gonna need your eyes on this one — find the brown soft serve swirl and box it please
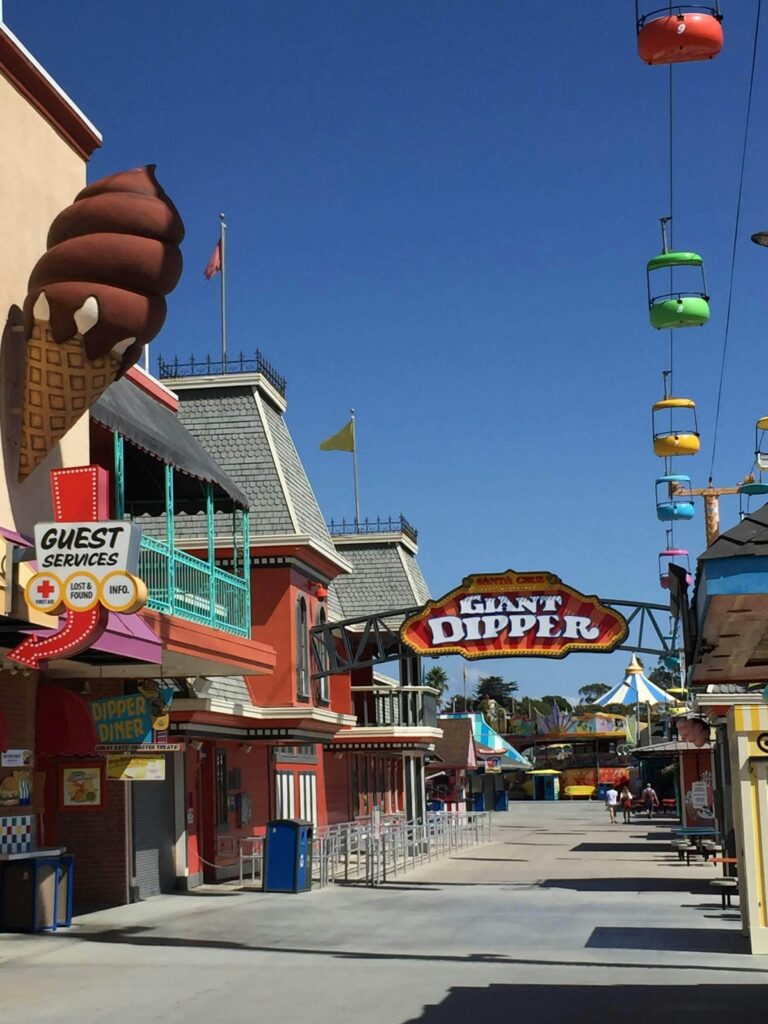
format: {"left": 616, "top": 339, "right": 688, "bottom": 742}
{"left": 23, "top": 165, "right": 185, "bottom": 374}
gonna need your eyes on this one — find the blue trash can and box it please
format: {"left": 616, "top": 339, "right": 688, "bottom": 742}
{"left": 597, "top": 783, "right": 608, "bottom": 801}
{"left": 263, "top": 820, "right": 313, "bottom": 893}
{"left": 472, "top": 792, "right": 485, "bottom": 812}
{"left": 494, "top": 791, "right": 509, "bottom": 812}
{"left": 427, "top": 800, "right": 445, "bottom": 812}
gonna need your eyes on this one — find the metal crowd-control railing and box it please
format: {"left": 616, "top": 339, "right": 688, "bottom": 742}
{"left": 238, "top": 811, "right": 492, "bottom": 890}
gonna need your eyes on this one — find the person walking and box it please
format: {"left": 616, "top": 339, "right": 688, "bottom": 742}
{"left": 642, "top": 781, "right": 659, "bottom": 820}
{"left": 605, "top": 784, "right": 619, "bottom": 824}
{"left": 619, "top": 784, "right": 633, "bottom": 824}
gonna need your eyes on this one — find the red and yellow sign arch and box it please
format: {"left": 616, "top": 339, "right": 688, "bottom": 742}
{"left": 400, "top": 570, "right": 628, "bottom": 661}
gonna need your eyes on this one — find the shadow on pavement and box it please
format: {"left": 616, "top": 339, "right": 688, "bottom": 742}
{"left": 401, "top": 984, "right": 762, "bottom": 1023}
{"left": 54, "top": 927, "right": 764, "bottom": 973}
{"left": 570, "top": 843, "right": 669, "bottom": 853}
{"left": 448, "top": 857, "right": 528, "bottom": 863}
{"left": 539, "top": 877, "right": 711, "bottom": 894}
{"left": 587, "top": 926, "right": 748, "bottom": 955}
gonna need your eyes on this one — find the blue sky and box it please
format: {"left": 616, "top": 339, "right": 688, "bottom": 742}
{"left": 6, "top": 2, "right": 768, "bottom": 700}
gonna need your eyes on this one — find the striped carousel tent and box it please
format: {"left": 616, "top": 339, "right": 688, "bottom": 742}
{"left": 593, "top": 654, "right": 673, "bottom": 707}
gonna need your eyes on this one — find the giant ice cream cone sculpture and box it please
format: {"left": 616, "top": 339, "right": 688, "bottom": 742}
{"left": 19, "top": 166, "right": 184, "bottom": 479}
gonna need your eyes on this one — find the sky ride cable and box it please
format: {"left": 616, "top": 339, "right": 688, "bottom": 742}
{"left": 708, "top": 0, "right": 763, "bottom": 483}
{"left": 667, "top": 62, "right": 674, "bottom": 398}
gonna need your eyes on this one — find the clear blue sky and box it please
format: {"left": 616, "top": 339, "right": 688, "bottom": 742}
{"left": 7, "top": 2, "right": 768, "bottom": 701}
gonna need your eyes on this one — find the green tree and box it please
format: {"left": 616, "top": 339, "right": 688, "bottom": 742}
{"left": 540, "top": 694, "right": 573, "bottom": 712}
{"left": 450, "top": 694, "right": 474, "bottom": 713}
{"left": 577, "top": 683, "right": 611, "bottom": 704}
{"left": 424, "top": 665, "right": 449, "bottom": 706}
{"left": 474, "top": 675, "right": 518, "bottom": 710}
{"left": 649, "top": 660, "right": 678, "bottom": 693}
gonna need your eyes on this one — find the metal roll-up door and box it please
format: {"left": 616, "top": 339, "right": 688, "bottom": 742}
{"left": 132, "top": 757, "right": 175, "bottom": 900}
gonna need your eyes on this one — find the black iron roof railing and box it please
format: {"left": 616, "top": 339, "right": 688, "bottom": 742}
{"left": 327, "top": 515, "right": 418, "bottom": 542}
{"left": 157, "top": 350, "right": 287, "bottom": 397}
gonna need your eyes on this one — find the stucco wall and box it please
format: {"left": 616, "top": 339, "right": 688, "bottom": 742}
{"left": 0, "top": 69, "right": 90, "bottom": 533}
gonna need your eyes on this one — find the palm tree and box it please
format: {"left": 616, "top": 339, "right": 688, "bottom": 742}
{"left": 424, "top": 665, "right": 449, "bottom": 707}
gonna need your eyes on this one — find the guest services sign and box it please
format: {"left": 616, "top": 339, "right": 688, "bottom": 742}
{"left": 9, "top": 467, "right": 147, "bottom": 669}
{"left": 27, "top": 520, "right": 145, "bottom": 616}
{"left": 400, "top": 571, "right": 628, "bottom": 660}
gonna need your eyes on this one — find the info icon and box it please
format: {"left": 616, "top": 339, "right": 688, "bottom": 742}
{"left": 62, "top": 572, "right": 100, "bottom": 613}
{"left": 100, "top": 571, "right": 148, "bottom": 614}
{"left": 25, "top": 572, "right": 64, "bottom": 614}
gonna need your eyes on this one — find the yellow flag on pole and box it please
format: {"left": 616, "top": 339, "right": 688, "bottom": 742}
{"left": 320, "top": 419, "right": 355, "bottom": 453}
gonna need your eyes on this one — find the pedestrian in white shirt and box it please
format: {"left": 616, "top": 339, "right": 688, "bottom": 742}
{"left": 605, "top": 785, "right": 619, "bottom": 824}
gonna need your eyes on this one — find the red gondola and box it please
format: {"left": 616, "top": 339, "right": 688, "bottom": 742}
{"left": 636, "top": 5, "right": 723, "bottom": 65}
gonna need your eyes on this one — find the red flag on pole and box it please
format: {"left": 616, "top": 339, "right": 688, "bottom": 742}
{"left": 204, "top": 240, "right": 222, "bottom": 279}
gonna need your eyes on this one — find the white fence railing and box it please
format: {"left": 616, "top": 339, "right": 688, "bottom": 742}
{"left": 239, "top": 811, "right": 492, "bottom": 889}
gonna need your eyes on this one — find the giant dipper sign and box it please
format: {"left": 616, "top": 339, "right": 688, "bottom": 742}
{"left": 400, "top": 571, "right": 628, "bottom": 660}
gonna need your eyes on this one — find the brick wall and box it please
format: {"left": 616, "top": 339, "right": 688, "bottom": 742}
{"left": 43, "top": 679, "right": 129, "bottom": 913}
{"left": 0, "top": 669, "right": 38, "bottom": 784}
{"left": 49, "top": 771, "right": 128, "bottom": 913}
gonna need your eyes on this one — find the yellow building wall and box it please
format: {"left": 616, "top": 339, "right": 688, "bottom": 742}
{"left": 0, "top": 69, "right": 91, "bottom": 533}
{"left": 727, "top": 704, "right": 768, "bottom": 954}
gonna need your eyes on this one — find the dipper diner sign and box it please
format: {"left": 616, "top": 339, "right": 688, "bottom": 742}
{"left": 400, "top": 571, "right": 628, "bottom": 660}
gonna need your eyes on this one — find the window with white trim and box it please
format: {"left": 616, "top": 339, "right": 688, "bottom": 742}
{"left": 317, "top": 606, "right": 330, "bottom": 704}
{"left": 296, "top": 596, "right": 310, "bottom": 699}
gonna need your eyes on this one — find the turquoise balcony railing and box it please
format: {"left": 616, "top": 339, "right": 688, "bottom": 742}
{"left": 139, "top": 535, "right": 250, "bottom": 638}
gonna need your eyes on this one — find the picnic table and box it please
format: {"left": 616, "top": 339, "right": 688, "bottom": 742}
{"left": 710, "top": 856, "right": 738, "bottom": 878}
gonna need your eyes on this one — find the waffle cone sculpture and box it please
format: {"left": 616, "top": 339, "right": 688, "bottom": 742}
{"left": 19, "top": 166, "right": 184, "bottom": 480}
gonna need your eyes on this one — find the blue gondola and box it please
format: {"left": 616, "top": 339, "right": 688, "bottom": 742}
{"left": 655, "top": 475, "right": 695, "bottom": 522}
{"left": 739, "top": 479, "right": 768, "bottom": 518}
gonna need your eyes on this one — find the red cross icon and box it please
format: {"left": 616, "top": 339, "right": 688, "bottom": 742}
{"left": 37, "top": 579, "right": 56, "bottom": 599}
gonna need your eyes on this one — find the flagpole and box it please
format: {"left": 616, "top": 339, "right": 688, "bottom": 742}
{"left": 220, "top": 212, "right": 227, "bottom": 370}
{"left": 351, "top": 408, "right": 360, "bottom": 526}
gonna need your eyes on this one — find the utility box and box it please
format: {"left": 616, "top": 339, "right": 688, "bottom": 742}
{"left": 1, "top": 856, "right": 60, "bottom": 932}
{"left": 57, "top": 855, "right": 75, "bottom": 928}
{"left": 263, "top": 820, "right": 313, "bottom": 893}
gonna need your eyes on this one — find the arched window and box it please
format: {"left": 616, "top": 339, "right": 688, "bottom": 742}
{"left": 296, "top": 596, "right": 309, "bottom": 698}
{"left": 317, "top": 607, "right": 330, "bottom": 704}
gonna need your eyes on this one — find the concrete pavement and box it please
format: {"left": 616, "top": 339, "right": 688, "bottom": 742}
{"left": 1, "top": 803, "right": 765, "bottom": 1023}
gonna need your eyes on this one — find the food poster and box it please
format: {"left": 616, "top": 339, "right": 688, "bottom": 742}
{"left": 60, "top": 764, "right": 103, "bottom": 809}
{"left": 106, "top": 755, "right": 166, "bottom": 782}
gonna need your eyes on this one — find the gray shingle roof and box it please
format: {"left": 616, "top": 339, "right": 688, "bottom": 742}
{"left": 700, "top": 502, "right": 768, "bottom": 560}
{"left": 329, "top": 538, "right": 431, "bottom": 620}
{"left": 173, "top": 382, "right": 336, "bottom": 556}
{"left": 260, "top": 400, "right": 337, "bottom": 559}
{"left": 175, "top": 385, "right": 294, "bottom": 536}
{"left": 196, "top": 675, "right": 251, "bottom": 706}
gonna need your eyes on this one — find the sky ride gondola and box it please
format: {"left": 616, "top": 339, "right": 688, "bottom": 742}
{"left": 652, "top": 396, "right": 700, "bottom": 456}
{"left": 659, "top": 548, "right": 692, "bottom": 589}
{"left": 754, "top": 416, "right": 768, "bottom": 470}
{"left": 655, "top": 474, "right": 695, "bottom": 521}
{"left": 636, "top": 4, "right": 724, "bottom": 66}
{"left": 739, "top": 479, "right": 768, "bottom": 518}
{"left": 647, "top": 251, "right": 710, "bottom": 329}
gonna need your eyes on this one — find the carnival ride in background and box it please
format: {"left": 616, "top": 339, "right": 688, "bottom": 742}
{"left": 636, "top": 3, "right": 768, "bottom": 680}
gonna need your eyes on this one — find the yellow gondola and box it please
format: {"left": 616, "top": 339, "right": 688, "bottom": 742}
{"left": 652, "top": 397, "right": 700, "bottom": 457}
